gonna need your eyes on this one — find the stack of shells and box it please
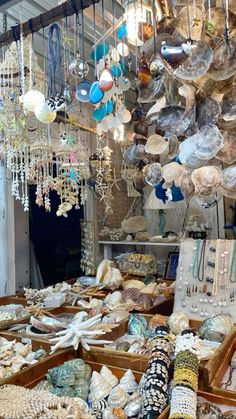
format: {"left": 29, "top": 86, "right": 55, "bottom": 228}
{"left": 139, "top": 326, "right": 174, "bottom": 417}
{"left": 89, "top": 365, "right": 142, "bottom": 418}
{"left": 45, "top": 359, "right": 92, "bottom": 399}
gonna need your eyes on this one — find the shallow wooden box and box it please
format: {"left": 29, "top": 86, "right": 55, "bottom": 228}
{"left": 206, "top": 328, "right": 236, "bottom": 399}
{"left": 21, "top": 350, "right": 168, "bottom": 419}
{"left": 82, "top": 315, "right": 201, "bottom": 373}
{"left": 0, "top": 332, "right": 74, "bottom": 387}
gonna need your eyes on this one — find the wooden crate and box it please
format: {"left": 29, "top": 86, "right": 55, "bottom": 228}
{"left": 0, "top": 332, "right": 74, "bottom": 387}
{"left": 206, "top": 328, "right": 236, "bottom": 399}
{"left": 0, "top": 295, "right": 27, "bottom": 306}
{"left": 82, "top": 315, "right": 202, "bottom": 373}
{"left": 22, "top": 352, "right": 168, "bottom": 419}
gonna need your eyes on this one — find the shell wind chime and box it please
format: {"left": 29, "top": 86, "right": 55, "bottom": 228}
{"left": 54, "top": 132, "right": 90, "bottom": 217}
{"left": 28, "top": 134, "right": 54, "bottom": 212}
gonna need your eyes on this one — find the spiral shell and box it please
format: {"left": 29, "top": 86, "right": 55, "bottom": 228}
{"left": 100, "top": 366, "right": 119, "bottom": 388}
{"left": 108, "top": 386, "right": 129, "bottom": 408}
{"left": 118, "top": 370, "right": 138, "bottom": 393}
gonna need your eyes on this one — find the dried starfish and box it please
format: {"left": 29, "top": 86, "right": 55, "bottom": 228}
{"left": 49, "top": 312, "right": 112, "bottom": 352}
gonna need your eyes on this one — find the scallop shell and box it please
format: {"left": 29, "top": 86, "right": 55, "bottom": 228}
{"left": 123, "top": 280, "right": 144, "bottom": 291}
{"left": 89, "top": 371, "right": 112, "bottom": 401}
{"left": 108, "top": 386, "right": 129, "bottom": 408}
{"left": 119, "top": 370, "right": 138, "bottom": 393}
{"left": 100, "top": 366, "right": 119, "bottom": 388}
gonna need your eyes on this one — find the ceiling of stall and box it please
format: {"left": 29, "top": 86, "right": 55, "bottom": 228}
{"left": 0, "top": 0, "right": 138, "bottom": 106}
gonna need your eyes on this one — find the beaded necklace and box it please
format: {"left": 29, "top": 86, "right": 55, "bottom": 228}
{"left": 229, "top": 240, "right": 236, "bottom": 283}
{"left": 192, "top": 240, "right": 201, "bottom": 279}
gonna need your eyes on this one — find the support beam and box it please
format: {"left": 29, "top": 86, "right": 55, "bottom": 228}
{"left": 0, "top": 0, "right": 22, "bottom": 13}
{"left": 0, "top": 0, "right": 100, "bottom": 47}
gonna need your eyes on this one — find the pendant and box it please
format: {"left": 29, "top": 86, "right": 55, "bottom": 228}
{"left": 89, "top": 81, "right": 104, "bottom": 104}
{"left": 160, "top": 43, "right": 188, "bottom": 68}
{"left": 99, "top": 68, "right": 114, "bottom": 92}
{"left": 138, "top": 53, "right": 152, "bottom": 85}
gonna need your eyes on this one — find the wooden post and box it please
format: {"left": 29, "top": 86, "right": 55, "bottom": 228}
{"left": 0, "top": 0, "right": 100, "bottom": 47}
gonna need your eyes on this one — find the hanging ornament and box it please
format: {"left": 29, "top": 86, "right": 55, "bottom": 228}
{"left": 99, "top": 68, "right": 114, "bottom": 92}
{"left": 76, "top": 8, "right": 92, "bottom": 103}
{"left": 68, "top": 53, "right": 89, "bottom": 78}
{"left": 29, "top": 136, "right": 53, "bottom": 211}
{"left": 111, "top": 48, "right": 120, "bottom": 63}
{"left": 160, "top": 42, "right": 188, "bottom": 68}
{"left": 117, "top": 42, "right": 130, "bottom": 57}
{"left": 91, "top": 42, "right": 109, "bottom": 61}
{"left": 138, "top": 22, "right": 154, "bottom": 41}
{"left": 34, "top": 101, "right": 56, "bottom": 124}
{"left": 117, "top": 24, "right": 128, "bottom": 40}
{"left": 23, "top": 90, "right": 45, "bottom": 112}
{"left": 89, "top": 81, "right": 104, "bottom": 104}
{"left": 138, "top": 53, "right": 152, "bottom": 85}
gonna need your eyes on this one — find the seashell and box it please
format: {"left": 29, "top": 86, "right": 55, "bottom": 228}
{"left": 208, "top": 34, "right": 236, "bottom": 81}
{"left": 119, "top": 369, "right": 138, "bottom": 393}
{"left": 65, "top": 359, "right": 91, "bottom": 380}
{"left": 116, "top": 341, "right": 131, "bottom": 352}
{"left": 135, "top": 294, "right": 152, "bottom": 311}
{"left": 91, "top": 398, "right": 108, "bottom": 412}
{"left": 198, "top": 314, "right": 234, "bottom": 342}
{"left": 100, "top": 366, "right": 119, "bottom": 388}
{"left": 128, "top": 314, "right": 148, "bottom": 335}
{"left": 140, "top": 283, "right": 157, "bottom": 295}
{"left": 123, "top": 280, "right": 145, "bottom": 291}
{"left": 148, "top": 314, "right": 166, "bottom": 330}
{"left": 123, "top": 288, "right": 142, "bottom": 301}
{"left": 175, "top": 41, "right": 213, "bottom": 80}
{"left": 124, "top": 397, "right": 142, "bottom": 417}
{"left": 96, "top": 259, "right": 112, "bottom": 285}
{"left": 103, "top": 407, "right": 127, "bottom": 419}
{"left": 108, "top": 386, "right": 129, "bottom": 408}
{"left": 197, "top": 397, "right": 223, "bottom": 419}
{"left": 89, "top": 371, "right": 112, "bottom": 401}
{"left": 14, "top": 342, "right": 31, "bottom": 357}
{"left": 30, "top": 315, "right": 65, "bottom": 333}
{"left": 167, "top": 312, "right": 190, "bottom": 335}
{"left": 47, "top": 364, "right": 75, "bottom": 387}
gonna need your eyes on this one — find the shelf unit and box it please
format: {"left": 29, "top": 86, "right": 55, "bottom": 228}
{"left": 98, "top": 240, "right": 180, "bottom": 259}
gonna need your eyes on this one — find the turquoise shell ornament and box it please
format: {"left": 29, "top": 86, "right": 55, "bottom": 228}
{"left": 128, "top": 314, "right": 148, "bottom": 335}
{"left": 110, "top": 64, "right": 121, "bottom": 78}
{"left": 106, "top": 99, "right": 113, "bottom": 114}
{"left": 92, "top": 104, "right": 107, "bottom": 121}
{"left": 90, "top": 42, "right": 109, "bottom": 61}
{"left": 89, "top": 80, "right": 104, "bottom": 104}
{"left": 117, "top": 24, "right": 127, "bottom": 40}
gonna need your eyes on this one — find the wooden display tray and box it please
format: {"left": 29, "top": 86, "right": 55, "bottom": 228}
{"left": 0, "top": 306, "right": 125, "bottom": 346}
{"left": 0, "top": 332, "right": 74, "bottom": 387}
{"left": 20, "top": 351, "right": 168, "bottom": 419}
{"left": 207, "top": 327, "right": 236, "bottom": 399}
{"left": 82, "top": 314, "right": 201, "bottom": 373}
{"left": 160, "top": 391, "right": 236, "bottom": 418}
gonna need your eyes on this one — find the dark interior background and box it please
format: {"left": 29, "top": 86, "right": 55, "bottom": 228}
{"left": 29, "top": 186, "right": 83, "bottom": 286}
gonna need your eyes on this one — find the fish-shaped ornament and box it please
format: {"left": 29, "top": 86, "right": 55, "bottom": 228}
{"left": 160, "top": 43, "right": 188, "bottom": 68}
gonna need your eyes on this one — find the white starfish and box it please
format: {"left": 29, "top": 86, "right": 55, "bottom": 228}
{"left": 49, "top": 312, "right": 112, "bottom": 353}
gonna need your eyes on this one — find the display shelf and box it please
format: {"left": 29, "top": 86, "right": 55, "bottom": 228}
{"left": 99, "top": 240, "right": 180, "bottom": 258}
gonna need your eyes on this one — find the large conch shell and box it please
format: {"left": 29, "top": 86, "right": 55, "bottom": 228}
{"left": 96, "top": 260, "right": 123, "bottom": 289}
{"left": 100, "top": 366, "right": 119, "bottom": 388}
{"left": 167, "top": 312, "right": 190, "bottom": 335}
{"left": 108, "top": 386, "right": 129, "bottom": 408}
{"left": 89, "top": 371, "right": 112, "bottom": 401}
{"left": 118, "top": 370, "right": 138, "bottom": 393}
